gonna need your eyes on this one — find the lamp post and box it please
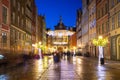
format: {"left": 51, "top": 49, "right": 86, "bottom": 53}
{"left": 73, "top": 46, "right": 76, "bottom": 56}
{"left": 32, "top": 41, "right": 43, "bottom": 59}
{"left": 92, "top": 36, "right": 108, "bottom": 65}
{"left": 37, "top": 42, "right": 43, "bottom": 59}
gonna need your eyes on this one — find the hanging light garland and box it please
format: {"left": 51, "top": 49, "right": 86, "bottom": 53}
{"left": 92, "top": 36, "right": 108, "bottom": 47}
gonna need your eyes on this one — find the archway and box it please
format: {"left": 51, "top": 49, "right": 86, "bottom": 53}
{"left": 57, "top": 47, "right": 63, "bottom": 52}
{"left": 117, "top": 36, "right": 120, "bottom": 60}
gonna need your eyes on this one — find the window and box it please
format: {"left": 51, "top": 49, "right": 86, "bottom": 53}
{"left": 18, "top": 32, "right": 19, "bottom": 40}
{"left": 18, "top": 16, "right": 20, "bottom": 26}
{"left": 117, "top": 0, "right": 120, "bottom": 3}
{"left": 106, "top": 22, "right": 109, "bottom": 32}
{"left": 18, "top": 2, "right": 20, "bottom": 11}
{"left": 112, "top": 0, "right": 115, "bottom": 8}
{"left": 21, "top": 19, "right": 23, "bottom": 26}
{"left": 102, "top": 23, "right": 104, "bottom": 34}
{"left": 102, "top": 7, "right": 104, "bottom": 16}
{"left": 12, "top": 30, "right": 15, "bottom": 40}
{"left": 112, "top": 17, "right": 115, "bottom": 30}
{"left": 97, "top": 10, "right": 100, "bottom": 19}
{"left": 2, "top": 6, "right": 7, "bottom": 24}
{"left": 13, "top": 0, "right": 16, "bottom": 7}
{"left": 2, "top": 32, "right": 7, "bottom": 47}
{"left": 98, "top": 25, "right": 101, "bottom": 35}
{"left": 22, "top": 34, "right": 25, "bottom": 40}
{"left": 118, "top": 12, "right": 120, "bottom": 27}
{"left": 105, "top": 3, "right": 108, "bottom": 14}
{"left": 112, "top": 38, "right": 116, "bottom": 56}
{"left": 22, "top": 7, "right": 24, "bottom": 14}
{"left": 100, "top": 9, "right": 102, "bottom": 18}
{"left": 19, "top": 33, "right": 21, "bottom": 39}
{"left": 12, "top": 12, "right": 15, "bottom": 24}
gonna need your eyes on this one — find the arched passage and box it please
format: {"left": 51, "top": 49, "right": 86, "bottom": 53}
{"left": 117, "top": 36, "right": 120, "bottom": 60}
{"left": 57, "top": 47, "right": 63, "bottom": 52}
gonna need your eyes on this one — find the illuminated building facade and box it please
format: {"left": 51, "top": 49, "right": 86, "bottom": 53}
{"left": 37, "top": 15, "right": 46, "bottom": 53}
{"left": 0, "top": 0, "right": 10, "bottom": 53}
{"left": 46, "top": 28, "right": 52, "bottom": 53}
{"left": 69, "top": 27, "right": 77, "bottom": 52}
{"left": 10, "top": 0, "right": 35, "bottom": 54}
{"left": 88, "top": 0, "right": 97, "bottom": 57}
{"left": 96, "top": 0, "right": 110, "bottom": 59}
{"left": 47, "top": 17, "right": 74, "bottom": 52}
{"left": 32, "top": 1, "right": 37, "bottom": 48}
{"left": 76, "top": 9, "right": 82, "bottom": 52}
{"left": 109, "top": 0, "right": 120, "bottom": 60}
{"left": 81, "top": 0, "right": 89, "bottom": 54}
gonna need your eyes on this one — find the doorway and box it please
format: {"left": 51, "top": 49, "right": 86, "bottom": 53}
{"left": 117, "top": 36, "right": 120, "bottom": 60}
{"left": 57, "top": 47, "right": 63, "bottom": 52}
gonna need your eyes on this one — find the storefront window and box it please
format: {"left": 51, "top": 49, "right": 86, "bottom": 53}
{"left": 2, "top": 33, "right": 7, "bottom": 47}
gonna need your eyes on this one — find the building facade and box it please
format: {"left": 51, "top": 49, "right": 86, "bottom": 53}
{"left": 88, "top": 0, "right": 97, "bottom": 57}
{"left": 0, "top": 0, "right": 10, "bottom": 53}
{"left": 76, "top": 9, "right": 82, "bottom": 52}
{"left": 69, "top": 27, "right": 77, "bottom": 53}
{"left": 46, "top": 28, "right": 52, "bottom": 53}
{"left": 32, "top": 1, "right": 37, "bottom": 54}
{"left": 37, "top": 15, "right": 46, "bottom": 53}
{"left": 81, "top": 0, "right": 89, "bottom": 54}
{"left": 109, "top": 0, "right": 120, "bottom": 60}
{"left": 53, "top": 18, "right": 68, "bottom": 52}
{"left": 96, "top": 0, "right": 110, "bottom": 59}
{"left": 10, "top": 0, "right": 35, "bottom": 54}
{"left": 47, "top": 17, "right": 74, "bottom": 53}
{"left": 76, "top": 0, "right": 120, "bottom": 61}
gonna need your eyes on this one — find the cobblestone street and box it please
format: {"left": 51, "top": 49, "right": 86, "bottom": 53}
{"left": 0, "top": 56, "right": 120, "bottom": 80}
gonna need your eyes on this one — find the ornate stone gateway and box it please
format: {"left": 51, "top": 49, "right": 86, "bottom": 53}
{"left": 46, "top": 17, "right": 74, "bottom": 52}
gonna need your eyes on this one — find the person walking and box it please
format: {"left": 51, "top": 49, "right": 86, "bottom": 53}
{"left": 67, "top": 50, "right": 71, "bottom": 61}
{"left": 53, "top": 51, "right": 60, "bottom": 68}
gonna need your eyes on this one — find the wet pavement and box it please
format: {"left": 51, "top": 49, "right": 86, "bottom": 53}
{"left": 0, "top": 56, "right": 120, "bottom": 80}
{"left": 0, "top": 56, "right": 53, "bottom": 80}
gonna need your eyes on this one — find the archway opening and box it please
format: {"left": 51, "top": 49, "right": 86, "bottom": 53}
{"left": 57, "top": 47, "right": 63, "bottom": 53}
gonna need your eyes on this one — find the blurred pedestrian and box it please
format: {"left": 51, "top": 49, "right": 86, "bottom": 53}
{"left": 67, "top": 50, "right": 71, "bottom": 61}
{"left": 53, "top": 51, "right": 60, "bottom": 68}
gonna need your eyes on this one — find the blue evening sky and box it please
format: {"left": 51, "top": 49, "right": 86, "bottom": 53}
{"left": 35, "top": 0, "right": 82, "bottom": 30}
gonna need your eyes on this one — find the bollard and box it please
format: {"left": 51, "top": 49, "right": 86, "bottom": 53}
{"left": 100, "top": 58, "right": 104, "bottom": 65}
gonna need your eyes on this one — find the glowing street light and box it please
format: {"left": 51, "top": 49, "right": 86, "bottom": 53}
{"left": 32, "top": 41, "right": 43, "bottom": 59}
{"left": 92, "top": 35, "right": 108, "bottom": 65}
{"left": 73, "top": 46, "right": 76, "bottom": 56}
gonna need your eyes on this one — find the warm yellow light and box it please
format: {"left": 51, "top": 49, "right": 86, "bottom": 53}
{"left": 47, "top": 30, "right": 74, "bottom": 36}
{"left": 98, "top": 36, "right": 103, "bottom": 39}
{"left": 78, "top": 45, "right": 81, "bottom": 47}
{"left": 53, "top": 42, "right": 68, "bottom": 45}
{"left": 32, "top": 44, "right": 35, "bottom": 47}
{"left": 39, "top": 42, "right": 41, "bottom": 45}
{"left": 35, "top": 43, "right": 38, "bottom": 48}
{"left": 73, "top": 46, "right": 76, "bottom": 49}
{"left": 92, "top": 36, "right": 108, "bottom": 47}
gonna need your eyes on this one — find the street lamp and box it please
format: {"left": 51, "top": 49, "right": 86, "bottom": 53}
{"left": 73, "top": 46, "right": 76, "bottom": 56}
{"left": 32, "top": 41, "right": 43, "bottom": 59}
{"left": 92, "top": 35, "right": 108, "bottom": 65}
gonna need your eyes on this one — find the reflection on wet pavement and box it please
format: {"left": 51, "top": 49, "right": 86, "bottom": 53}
{"left": 0, "top": 56, "right": 120, "bottom": 80}
{"left": 0, "top": 56, "right": 52, "bottom": 80}
{"left": 40, "top": 60, "right": 80, "bottom": 80}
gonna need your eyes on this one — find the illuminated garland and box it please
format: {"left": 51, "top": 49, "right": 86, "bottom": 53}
{"left": 92, "top": 37, "right": 108, "bottom": 47}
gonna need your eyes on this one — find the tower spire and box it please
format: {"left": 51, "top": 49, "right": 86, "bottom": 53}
{"left": 59, "top": 16, "right": 62, "bottom": 23}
